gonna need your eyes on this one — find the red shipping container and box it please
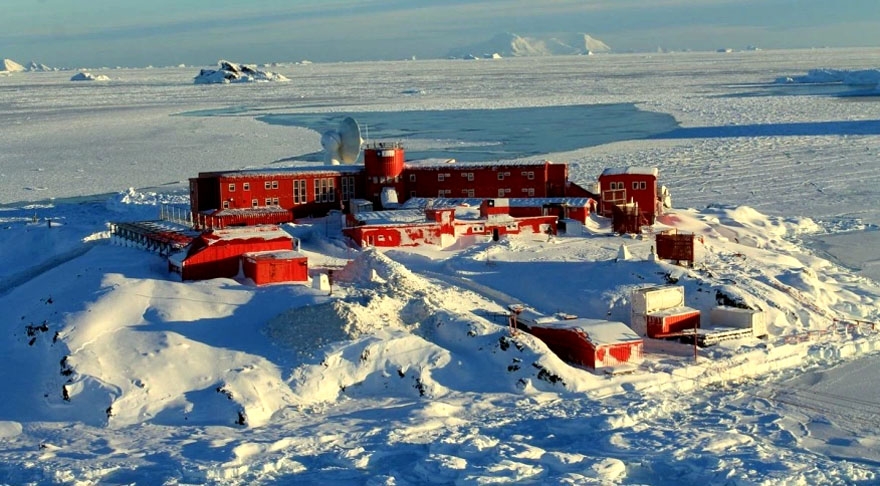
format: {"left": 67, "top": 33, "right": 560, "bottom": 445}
{"left": 242, "top": 250, "right": 308, "bottom": 285}
{"left": 646, "top": 307, "right": 701, "bottom": 338}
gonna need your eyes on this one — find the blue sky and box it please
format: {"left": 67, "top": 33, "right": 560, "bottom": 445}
{"left": 2, "top": 0, "right": 878, "bottom": 67}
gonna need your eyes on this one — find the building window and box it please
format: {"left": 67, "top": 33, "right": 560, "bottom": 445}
{"left": 640, "top": 181, "right": 647, "bottom": 190}
{"left": 498, "top": 189, "right": 505, "bottom": 197}
{"left": 467, "top": 172, "right": 474, "bottom": 182}
{"left": 438, "top": 174, "right": 445, "bottom": 182}
{"left": 467, "top": 189, "right": 475, "bottom": 198}
{"left": 377, "top": 235, "right": 385, "bottom": 242}
{"left": 527, "top": 172, "right": 534, "bottom": 180}
{"left": 294, "top": 179, "right": 307, "bottom": 204}
{"left": 327, "top": 178, "right": 336, "bottom": 202}
{"left": 632, "top": 181, "right": 639, "bottom": 190}
{"left": 228, "top": 183, "right": 235, "bottom": 192}
{"left": 410, "top": 174, "right": 416, "bottom": 182}
{"left": 341, "top": 176, "right": 355, "bottom": 201}
{"left": 505, "top": 188, "right": 511, "bottom": 193}
{"left": 265, "top": 181, "right": 271, "bottom": 190}
{"left": 314, "top": 178, "right": 335, "bottom": 203}
{"left": 410, "top": 191, "right": 417, "bottom": 198}
{"left": 265, "top": 198, "right": 272, "bottom": 206}
{"left": 272, "top": 197, "right": 279, "bottom": 206}
{"left": 272, "top": 180, "right": 279, "bottom": 190}
{"left": 252, "top": 199, "right": 258, "bottom": 207}
{"left": 527, "top": 188, "right": 535, "bottom": 197}
{"left": 498, "top": 173, "right": 504, "bottom": 180}
{"left": 243, "top": 182, "right": 250, "bottom": 191}
{"left": 222, "top": 201, "right": 230, "bottom": 209}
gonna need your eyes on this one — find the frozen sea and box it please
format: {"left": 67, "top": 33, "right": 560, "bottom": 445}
{"left": 2, "top": 48, "right": 879, "bottom": 278}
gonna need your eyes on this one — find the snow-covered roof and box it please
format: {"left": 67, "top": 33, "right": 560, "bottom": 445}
{"left": 402, "top": 197, "right": 594, "bottom": 210}
{"left": 405, "top": 159, "right": 552, "bottom": 170}
{"left": 600, "top": 167, "right": 658, "bottom": 177}
{"left": 202, "top": 165, "right": 363, "bottom": 179}
{"left": 243, "top": 250, "right": 306, "bottom": 261}
{"left": 647, "top": 306, "right": 700, "bottom": 318}
{"left": 350, "top": 209, "right": 430, "bottom": 226}
{"left": 531, "top": 318, "right": 642, "bottom": 346}
{"left": 210, "top": 206, "right": 290, "bottom": 217}
{"left": 202, "top": 225, "right": 291, "bottom": 244}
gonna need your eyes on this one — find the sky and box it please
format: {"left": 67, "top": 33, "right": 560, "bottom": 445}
{"left": 2, "top": 0, "right": 879, "bottom": 68}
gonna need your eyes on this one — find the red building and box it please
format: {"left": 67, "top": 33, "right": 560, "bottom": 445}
{"left": 168, "top": 226, "right": 294, "bottom": 281}
{"left": 242, "top": 250, "right": 309, "bottom": 285}
{"left": 343, "top": 199, "right": 557, "bottom": 248}
{"left": 189, "top": 144, "right": 595, "bottom": 228}
{"left": 598, "top": 167, "right": 660, "bottom": 227}
{"left": 511, "top": 306, "right": 644, "bottom": 372}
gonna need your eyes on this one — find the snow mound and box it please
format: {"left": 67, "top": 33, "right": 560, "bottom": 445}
{"left": 1, "top": 58, "right": 25, "bottom": 73}
{"left": 70, "top": 72, "right": 110, "bottom": 82}
{"left": 194, "top": 60, "right": 289, "bottom": 84}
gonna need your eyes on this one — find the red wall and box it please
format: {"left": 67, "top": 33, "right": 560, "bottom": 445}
{"left": 646, "top": 310, "right": 701, "bottom": 338}
{"left": 344, "top": 224, "right": 445, "bottom": 247}
{"left": 402, "top": 163, "right": 556, "bottom": 200}
{"left": 526, "top": 327, "right": 598, "bottom": 369}
{"left": 243, "top": 255, "right": 308, "bottom": 284}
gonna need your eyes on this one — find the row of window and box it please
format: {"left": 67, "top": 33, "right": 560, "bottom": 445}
{"left": 226, "top": 177, "right": 356, "bottom": 207}
{"left": 228, "top": 181, "right": 279, "bottom": 192}
{"left": 222, "top": 197, "right": 281, "bottom": 209}
{"left": 426, "top": 171, "right": 535, "bottom": 183}
{"left": 607, "top": 181, "right": 648, "bottom": 191}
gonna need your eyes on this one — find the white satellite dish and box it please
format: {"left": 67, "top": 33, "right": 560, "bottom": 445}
{"left": 321, "top": 116, "right": 363, "bottom": 165}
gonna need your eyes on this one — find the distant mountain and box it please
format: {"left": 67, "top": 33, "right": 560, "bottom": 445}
{"left": 447, "top": 32, "right": 611, "bottom": 59}
{"left": 1, "top": 58, "right": 25, "bottom": 73}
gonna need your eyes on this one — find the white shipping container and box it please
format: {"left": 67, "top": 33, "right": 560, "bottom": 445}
{"left": 710, "top": 306, "right": 767, "bottom": 337}
{"left": 631, "top": 285, "right": 685, "bottom": 315}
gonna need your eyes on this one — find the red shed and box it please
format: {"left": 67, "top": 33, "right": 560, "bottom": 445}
{"left": 598, "top": 167, "right": 660, "bottom": 225}
{"left": 169, "top": 226, "right": 293, "bottom": 281}
{"left": 513, "top": 309, "right": 644, "bottom": 373}
{"left": 242, "top": 250, "right": 308, "bottom": 285}
{"left": 655, "top": 230, "right": 696, "bottom": 265}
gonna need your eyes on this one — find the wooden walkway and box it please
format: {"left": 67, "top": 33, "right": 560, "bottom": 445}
{"left": 109, "top": 221, "right": 200, "bottom": 255}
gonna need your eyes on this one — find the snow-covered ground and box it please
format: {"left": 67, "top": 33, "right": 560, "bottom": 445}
{"left": 1, "top": 48, "right": 880, "bottom": 484}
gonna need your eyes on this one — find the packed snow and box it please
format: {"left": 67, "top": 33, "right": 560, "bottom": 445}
{"left": 1, "top": 48, "right": 880, "bottom": 484}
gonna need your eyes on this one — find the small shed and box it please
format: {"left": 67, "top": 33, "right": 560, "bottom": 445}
{"left": 656, "top": 230, "right": 696, "bottom": 265}
{"left": 524, "top": 318, "right": 644, "bottom": 372}
{"left": 242, "top": 250, "right": 308, "bottom": 285}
